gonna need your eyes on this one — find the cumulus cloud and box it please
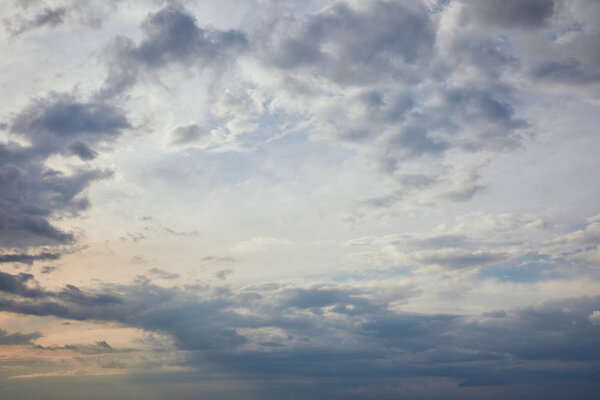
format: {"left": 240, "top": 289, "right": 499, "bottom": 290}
{"left": 100, "top": 4, "right": 248, "bottom": 98}
{"left": 10, "top": 93, "right": 130, "bottom": 158}
{"left": 1, "top": 93, "right": 128, "bottom": 251}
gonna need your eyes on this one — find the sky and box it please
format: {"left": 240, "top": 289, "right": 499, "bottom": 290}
{"left": 0, "top": 0, "right": 600, "bottom": 398}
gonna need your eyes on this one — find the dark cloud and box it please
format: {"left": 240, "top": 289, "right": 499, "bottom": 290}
{"left": 0, "top": 252, "right": 59, "bottom": 265}
{"left": 68, "top": 141, "right": 98, "bottom": 160}
{"left": 1, "top": 93, "right": 128, "bottom": 250}
{"left": 135, "top": 5, "right": 247, "bottom": 68}
{"left": 532, "top": 57, "right": 600, "bottom": 88}
{"left": 10, "top": 93, "right": 130, "bottom": 157}
{"left": 0, "top": 146, "right": 112, "bottom": 248}
{"left": 58, "top": 284, "right": 123, "bottom": 307}
{"left": 100, "top": 4, "right": 248, "bottom": 98}
{"left": 95, "top": 340, "right": 112, "bottom": 350}
{"left": 0, "top": 271, "right": 46, "bottom": 298}
{"left": 40, "top": 265, "right": 57, "bottom": 274}
{"left": 0, "top": 328, "right": 41, "bottom": 345}
{"left": 466, "top": 0, "right": 556, "bottom": 29}
{"left": 33, "top": 340, "right": 124, "bottom": 355}
{"left": 1, "top": 272, "right": 599, "bottom": 387}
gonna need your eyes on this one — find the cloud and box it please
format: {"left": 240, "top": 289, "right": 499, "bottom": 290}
{"left": 170, "top": 124, "right": 208, "bottom": 146}
{"left": 148, "top": 268, "right": 180, "bottom": 280}
{"left": 589, "top": 311, "right": 600, "bottom": 326}
{"left": 100, "top": 4, "right": 248, "bottom": 98}
{"left": 0, "top": 271, "right": 47, "bottom": 298}
{"left": 0, "top": 328, "right": 41, "bottom": 345}
{"left": 261, "top": 0, "right": 435, "bottom": 83}
{"left": 465, "top": 0, "right": 556, "bottom": 29}
{"left": 209, "top": 0, "right": 531, "bottom": 207}
{"left": 541, "top": 215, "right": 600, "bottom": 258}
{"left": 33, "top": 340, "right": 118, "bottom": 355}
{"left": 0, "top": 269, "right": 599, "bottom": 395}
{"left": 40, "top": 265, "right": 58, "bottom": 274}
{"left": 1, "top": 93, "right": 128, "bottom": 251}
{"left": 10, "top": 93, "right": 130, "bottom": 158}
{"left": 0, "top": 145, "right": 111, "bottom": 248}
{"left": 0, "top": 252, "right": 60, "bottom": 265}
{"left": 7, "top": 7, "right": 66, "bottom": 35}
{"left": 214, "top": 269, "right": 233, "bottom": 280}
{"left": 3, "top": 0, "right": 121, "bottom": 35}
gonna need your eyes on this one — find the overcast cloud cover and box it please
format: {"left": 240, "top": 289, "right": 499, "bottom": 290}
{"left": 1, "top": 0, "right": 600, "bottom": 398}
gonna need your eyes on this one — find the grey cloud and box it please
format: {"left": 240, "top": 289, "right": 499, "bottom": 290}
{"left": 249, "top": 0, "right": 530, "bottom": 205}
{"left": 1, "top": 272, "right": 600, "bottom": 395}
{"left": 0, "top": 328, "right": 41, "bottom": 345}
{"left": 0, "top": 252, "right": 59, "bottom": 265}
{"left": 68, "top": 141, "right": 98, "bottom": 160}
{"left": 428, "top": 88, "right": 527, "bottom": 152}
{"left": 532, "top": 57, "right": 600, "bottom": 89}
{"left": 357, "top": 228, "right": 518, "bottom": 270}
{"left": 101, "top": 4, "right": 248, "bottom": 97}
{"left": 5, "top": 6, "right": 66, "bottom": 36}
{"left": 380, "top": 127, "right": 449, "bottom": 172}
{"left": 466, "top": 0, "right": 556, "bottom": 29}
{"left": 170, "top": 124, "right": 207, "bottom": 146}
{"left": 442, "top": 172, "right": 486, "bottom": 202}
{"left": 0, "top": 148, "right": 112, "bottom": 248}
{"left": 40, "top": 265, "right": 57, "bottom": 274}
{"left": 1, "top": 93, "right": 128, "bottom": 250}
{"left": 517, "top": 1, "right": 600, "bottom": 99}
{"left": 10, "top": 93, "right": 130, "bottom": 157}
{"left": 135, "top": 5, "right": 247, "bottom": 68}
{"left": 58, "top": 284, "right": 123, "bottom": 307}
{"left": 399, "top": 174, "right": 436, "bottom": 188}
{"left": 0, "top": 271, "right": 46, "bottom": 298}
{"left": 0, "top": 274, "right": 245, "bottom": 350}
{"left": 263, "top": 0, "right": 435, "bottom": 85}
{"left": 5, "top": 0, "right": 122, "bottom": 36}
{"left": 95, "top": 340, "right": 112, "bottom": 350}
{"left": 413, "top": 248, "right": 508, "bottom": 269}
{"left": 395, "top": 127, "right": 449, "bottom": 157}
{"left": 163, "top": 227, "right": 200, "bottom": 237}
{"left": 148, "top": 268, "right": 180, "bottom": 280}
{"left": 33, "top": 340, "right": 128, "bottom": 355}
{"left": 214, "top": 269, "right": 233, "bottom": 280}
